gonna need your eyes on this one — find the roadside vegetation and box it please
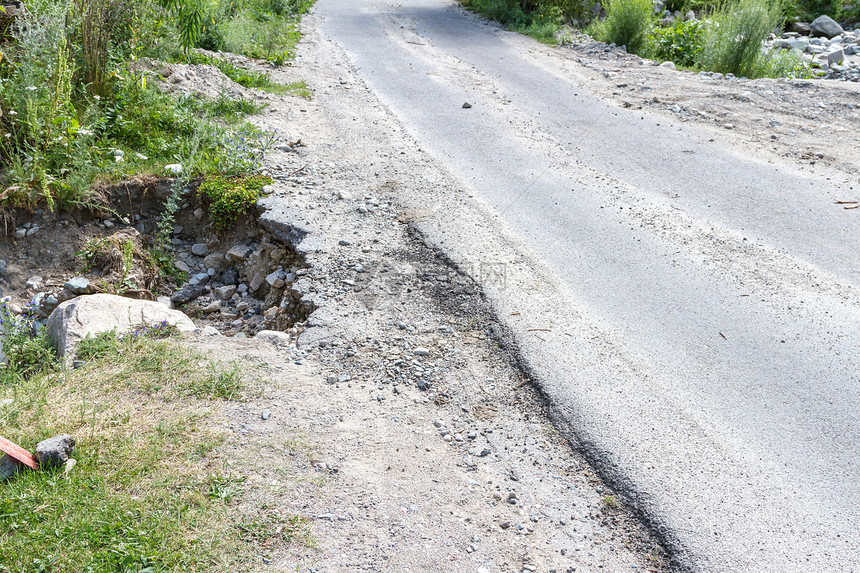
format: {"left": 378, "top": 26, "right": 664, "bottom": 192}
{"left": 0, "top": 0, "right": 310, "bottom": 217}
{"left": 461, "top": 0, "right": 856, "bottom": 78}
{"left": 0, "top": 307, "right": 313, "bottom": 571}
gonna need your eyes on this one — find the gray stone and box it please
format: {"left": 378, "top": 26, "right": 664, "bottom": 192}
{"left": 226, "top": 245, "right": 252, "bottom": 261}
{"left": 413, "top": 347, "right": 429, "bottom": 356}
{"left": 172, "top": 283, "right": 206, "bottom": 304}
{"left": 202, "top": 300, "right": 222, "bottom": 313}
{"left": 35, "top": 434, "right": 76, "bottom": 467}
{"left": 215, "top": 285, "right": 237, "bottom": 300}
{"left": 14, "top": 228, "right": 26, "bottom": 239}
{"left": 250, "top": 271, "right": 266, "bottom": 292}
{"left": 261, "top": 409, "right": 271, "bottom": 420}
{"left": 156, "top": 296, "right": 173, "bottom": 308}
{"left": 660, "top": 61, "right": 676, "bottom": 69}
{"left": 827, "top": 47, "right": 845, "bottom": 66}
{"left": 201, "top": 325, "right": 221, "bottom": 336}
{"left": 48, "top": 294, "right": 195, "bottom": 361}
{"left": 25, "top": 276, "right": 42, "bottom": 290}
{"left": 221, "top": 268, "right": 239, "bottom": 285}
{"left": 203, "top": 252, "right": 226, "bottom": 270}
{"left": 0, "top": 454, "right": 22, "bottom": 480}
{"left": 266, "top": 271, "right": 285, "bottom": 288}
{"left": 790, "top": 21, "right": 811, "bottom": 36}
{"left": 64, "top": 277, "right": 92, "bottom": 295}
{"left": 255, "top": 330, "right": 291, "bottom": 346}
{"left": 191, "top": 243, "right": 209, "bottom": 257}
{"left": 810, "top": 15, "right": 844, "bottom": 38}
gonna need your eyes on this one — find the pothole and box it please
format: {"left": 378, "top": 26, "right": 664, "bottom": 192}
{"left": 0, "top": 177, "right": 314, "bottom": 337}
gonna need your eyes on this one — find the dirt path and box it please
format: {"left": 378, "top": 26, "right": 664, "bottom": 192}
{"left": 160, "top": 8, "right": 860, "bottom": 573}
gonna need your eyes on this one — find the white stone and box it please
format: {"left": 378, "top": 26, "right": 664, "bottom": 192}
{"left": 255, "top": 330, "right": 291, "bottom": 346}
{"left": 47, "top": 294, "right": 195, "bottom": 363}
{"left": 660, "top": 61, "right": 676, "bottom": 69}
{"left": 164, "top": 163, "right": 183, "bottom": 176}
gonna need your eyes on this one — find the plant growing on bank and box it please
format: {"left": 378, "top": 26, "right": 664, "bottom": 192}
{"left": 589, "top": 0, "right": 654, "bottom": 53}
{"left": 0, "top": 300, "right": 55, "bottom": 383}
{"left": 648, "top": 19, "right": 704, "bottom": 67}
{"left": 697, "top": 0, "right": 785, "bottom": 78}
{"left": 198, "top": 173, "right": 273, "bottom": 230}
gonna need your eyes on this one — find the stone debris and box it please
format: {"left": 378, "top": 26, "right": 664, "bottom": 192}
{"left": 35, "top": 434, "right": 76, "bottom": 468}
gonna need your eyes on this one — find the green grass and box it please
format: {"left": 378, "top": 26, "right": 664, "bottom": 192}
{"left": 0, "top": 334, "right": 260, "bottom": 572}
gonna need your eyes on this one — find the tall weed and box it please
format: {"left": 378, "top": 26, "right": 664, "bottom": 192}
{"left": 697, "top": 0, "right": 784, "bottom": 78}
{"left": 589, "top": 0, "right": 654, "bottom": 53}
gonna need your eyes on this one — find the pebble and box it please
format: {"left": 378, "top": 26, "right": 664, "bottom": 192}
{"left": 413, "top": 347, "right": 429, "bottom": 356}
{"left": 261, "top": 409, "right": 271, "bottom": 420}
{"left": 337, "top": 190, "right": 353, "bottom": 200}
{"left": 191, "top": 243, "right": 209, "bottom": 256}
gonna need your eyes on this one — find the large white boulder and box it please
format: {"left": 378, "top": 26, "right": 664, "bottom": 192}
{"left": 47, "top": 294, "right": 195, "bottom": 362}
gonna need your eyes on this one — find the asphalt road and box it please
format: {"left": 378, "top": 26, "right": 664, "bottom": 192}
{"left": 314, "top": 0, "right": 860, "bottom": 570}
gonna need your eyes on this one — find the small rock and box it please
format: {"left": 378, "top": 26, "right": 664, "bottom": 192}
{"left": 25, "top": 276, "right": 43, "bottom": 290}
{"left": 337, "top": 190, "right": 353, "bottom": 200}
{"left": 171, "top": 284, "right": 206, "bottom": 304}
{"left": 226, "top": 245, "right": 253, "bottom": 262}
{"left": 194, "top": 207, "right": 205, "bottom": 220}
{"left": 255, "top": 330, "right": 291, "bottom": 346}
{"left": 156, "top": 296, "right": 173, "bottom": 309}
{"left": 660, "top": 61, "right": 676, "bottom": 69}
{"left": 201, "top": 325, "right": 221, "bottom": 336}
{"left": 266, "top": 271, "right": 285, "bottom": 288}
{"left": 35, "top": 434, "right": 76, "bottom": 467}
{"left": 221, "top": 268, "right": 240, "bottom": 286}
{"left": 164, "top": 163, "right": 183, "bottom": 176}
{"left": 14, "top": 228, "right": 26, "bottom": 239}
{"left": 338, "top": 239, "right": 351, "bottom": 246}
{"left": 261, "top": 409, "right": 271, "bottom": 420}
{"left": 462, "top": 102, "right": 472, "bottom": 108}
{"left": 413, "top": 347, "right": 429, "bottom": 356}
{"left": 724, "top": 123, "right": 734, "bottom": 130}
{"left": 191, "top": 243, "right": 209, "bottom": 257}
{"left": 202, "top": 300, "right": 222, "bottom": 313}
{"left": 215, "top": 285, "right": 237, "bottom": 300}
{"left": 64, "top": 277, "right": 92, "bottom": 295}
{"left": 0, "top": 454, "right": 22, "bottom": 480}
{"left": 417, "top": 380, "right": 430, "bottom": 391}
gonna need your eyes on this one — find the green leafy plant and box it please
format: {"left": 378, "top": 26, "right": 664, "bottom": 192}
{"left": 0, "top": 300, "right": 56, "bottom": 382}
{"left": 197, "top": 173, "right": 272, "bottom": 229}
{"left": 648, "top": 19, "right": 704, "bottom": 67}
{"left": 589, "top": 0, "right": 654, "bottom": 53}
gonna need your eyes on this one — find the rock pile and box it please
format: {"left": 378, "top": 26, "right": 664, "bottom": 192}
{"left": 168, "top": 235, "right": 313, "bottom": 337}
{"left": 767, "top": 17, "right": 860, "bottom": 81}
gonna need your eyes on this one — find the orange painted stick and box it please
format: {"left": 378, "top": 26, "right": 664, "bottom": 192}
{"left": 0, "top": 435, "right": 39, "bottom": 470}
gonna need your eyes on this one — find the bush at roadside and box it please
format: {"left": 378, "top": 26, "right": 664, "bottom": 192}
{"left": 588, "top": 0, "right": 654, "bottom": 53}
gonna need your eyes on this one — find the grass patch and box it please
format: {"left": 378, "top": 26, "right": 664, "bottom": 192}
{"left": 0, "top": 332, "right": 268, "bottom": 572}
{"left": 198, "top": 0, "right": 314, "bottom": 65}
{"left": 197, "top": 173, "right": 273, "bottom": 230}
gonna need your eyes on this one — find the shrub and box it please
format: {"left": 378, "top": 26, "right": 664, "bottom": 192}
{"left": 590, "top": 0, "right": 654, "bottom": 53}
{"left": 697, "top": 0, "right": 784, "bottom": 78}
{"left": 198, "top": 173, "right": 273, "bottom": 229}
{"left": 648, "top": 19, "right": 704, "bottom": 67}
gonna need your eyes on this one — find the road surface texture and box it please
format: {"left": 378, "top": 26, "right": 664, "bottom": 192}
{"left": 310, "top": 0, "right": 860, "bottom": 571}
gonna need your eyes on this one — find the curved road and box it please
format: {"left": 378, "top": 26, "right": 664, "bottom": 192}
{"left": 313, "top": 1, "right": 860, "bottom": 570}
